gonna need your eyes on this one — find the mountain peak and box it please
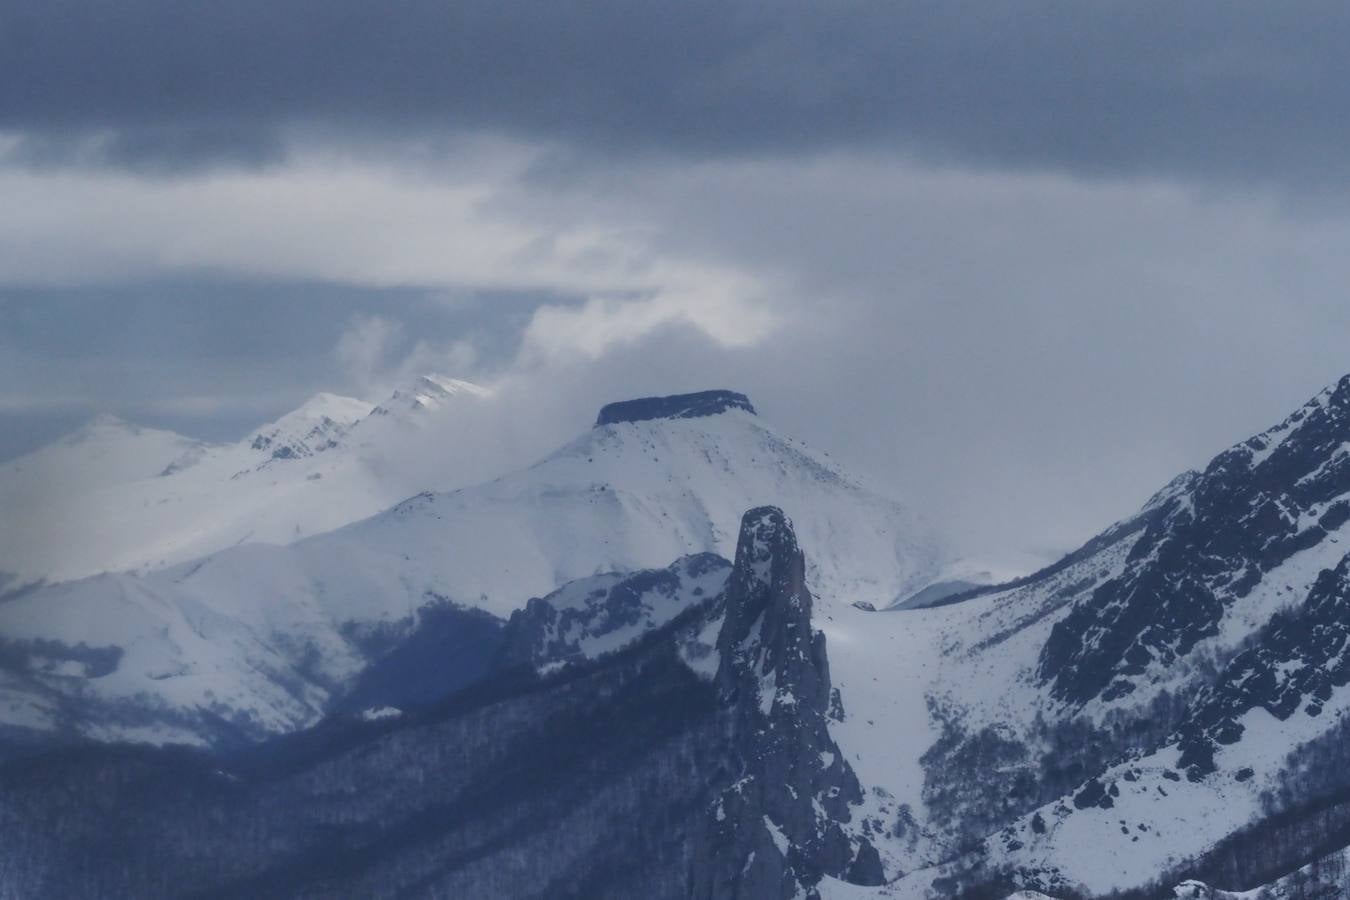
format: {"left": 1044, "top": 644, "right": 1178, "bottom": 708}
{"left": 703, "top": 505, "right": 884, "bottom": 893}
{"left": 247, "top": 391, "right": 374, "bottom": 461}
{"left": 374, "top": 374, "right": 492, "bottom": 417}
{"left": 409, "top": 374, "right": 490, "bottom": 398}
{"left": 594, "top": 389, "right": 756, "bottom": 427}
{"left": 1331, "top": 371, "right": 1350, "bottom": 398}
{"left": 717, "top": 506, "right": 810, "bottom": 677}
{"left": 292, "top": 392, "right": 375, "bottom": 420}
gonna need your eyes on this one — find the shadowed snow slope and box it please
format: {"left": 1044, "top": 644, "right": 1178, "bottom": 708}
{"left": 815, "top": 373, "right": 1350, "bottom": 897}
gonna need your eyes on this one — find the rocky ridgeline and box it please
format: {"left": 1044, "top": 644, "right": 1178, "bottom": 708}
{"left": 1041, "top": 375, "right": 1350, "bottom": 705}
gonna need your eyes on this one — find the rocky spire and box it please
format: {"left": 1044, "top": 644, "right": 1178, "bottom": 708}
{"left": 695, "top": 507, "right": 884, "bottom": 899}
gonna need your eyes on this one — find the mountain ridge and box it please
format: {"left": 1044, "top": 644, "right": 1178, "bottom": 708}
{"left": 0, "top": 388, "right": 944, "bottom": 747}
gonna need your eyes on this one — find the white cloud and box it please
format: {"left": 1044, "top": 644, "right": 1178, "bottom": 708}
{"left": 9, "top": 140, "right": 1350, "bottom": 559}
{"left": 516, "top": 284, "right": 777, "bottom": 366}
{"left": 334, "top": 314, "right": 404, "bottom": 396}
{"left": 333, "top": 313, "right": 481, "bottom": 399}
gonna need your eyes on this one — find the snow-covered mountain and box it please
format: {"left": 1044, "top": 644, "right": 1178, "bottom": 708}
{"left": 839, "top": 373, "right": 1350, "bottom": 896}
{"left": 344, "top": 388, "right": 945, "bottom": 617}
{"left": 0, "top": 413, "right": 206, "bottom": 495}
{"left": 239, "top": 391, "right": 374, "bottom": 463}
{"left": 0, "top": 388, "right": 947, "bottom": 746}
{"left": 0, "top": 374, "right": 493, "bottom": 587}
{"left": 16, "top": 375, "right": 1350, "bottom": 897}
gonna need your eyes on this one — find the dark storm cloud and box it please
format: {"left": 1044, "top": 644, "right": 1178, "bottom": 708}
{"left": 3, "top": 0, "right": 1348, "bottom": 185}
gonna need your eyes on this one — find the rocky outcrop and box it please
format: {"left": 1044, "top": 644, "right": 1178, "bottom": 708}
{"left": 695, "top": 507, "right": 884, "bottom": 898}
{"left": 498, "top": 553, "right": 731, "bottom": 670}
{"left": 1177, "top": 552, "right": 1350, "bottom": 775}
{"left": 1041, "top": 375, "right": 1350, "bottom": 705}
{"left": 594, "top": 390, "right": 756, "bottom": 427}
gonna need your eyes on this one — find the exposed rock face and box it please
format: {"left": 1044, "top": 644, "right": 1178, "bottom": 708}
{"left": 248, "top": 417, "right": 346, "bottom": 461}
{"left": 1177, "top": 552, "right": 1350, "bottom": 775}
{"left": 499, "top": 553, "right": 731, "bottom": 671}
{"left": 695, "top": 507, "right": 883, "bottom": 898}
{"left": 594, "top": 390, "right": 756, "bottom": 427}
{"left": 245, "top": 393, "right": 374, "bottom": 463}
{"left": 1041, "top": 376, "right": 1350, "bottom": 704}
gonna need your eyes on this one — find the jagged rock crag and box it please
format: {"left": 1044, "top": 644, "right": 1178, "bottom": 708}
{"left": 694, "top": 507, "right": 884, "bottom": 899}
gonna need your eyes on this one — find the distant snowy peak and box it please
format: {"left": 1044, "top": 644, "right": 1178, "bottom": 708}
{"left": 66, "top": 413, "right": 190, "bottom": 449}
{"left": 595, "top": 389, "right": 756, "bottom": 427}
{"left": 0, "top": 375, "right": 499, "bottom": 587}
{"left": 0, "top": 414, "right": 204, "bottom": 494}
{"left": 246, "top": 392, "right": 374, "bottom": 462}
{"left": 371, "top": 374, "right": 492, "bottom": 418}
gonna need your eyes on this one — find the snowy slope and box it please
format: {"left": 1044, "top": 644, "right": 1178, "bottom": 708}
{"left": 0, "top": 415, "right": 205, "bottom": 590}
{"left": 333, "top": 397, "right": 946, "bottom": 619}
{"left": 0, "top": 389, "right": 946, "bottom": 745}
{"left": 0, "top": 375, "right": 497, "bottom": 586}
{"left": 0, "top": 414, "right": 203, "bottom": 495}
{"left": 240, "top": 391, "right": 374, "bottom": 462}
{"left": 793, "top": 374, "right": 1350, "bottom": 897}
{"left": 499, "top": 552, "right": 732, "bottom": 672}
{"left": 1174, "top": 842, "right": 1350, "bottom": 898}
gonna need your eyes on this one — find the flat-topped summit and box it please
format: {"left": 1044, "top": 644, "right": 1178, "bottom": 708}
{"left": 594, "top": 389, "right": 756, "bottom": 427}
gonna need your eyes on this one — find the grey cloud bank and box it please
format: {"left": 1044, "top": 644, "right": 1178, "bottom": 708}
{"left": 4, "top": 1, "right": 1349, "bottom": 188}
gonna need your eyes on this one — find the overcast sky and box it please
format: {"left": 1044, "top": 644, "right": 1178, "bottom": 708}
{"left": 5, "top": 1, "right": 1350, "bottom": 561}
